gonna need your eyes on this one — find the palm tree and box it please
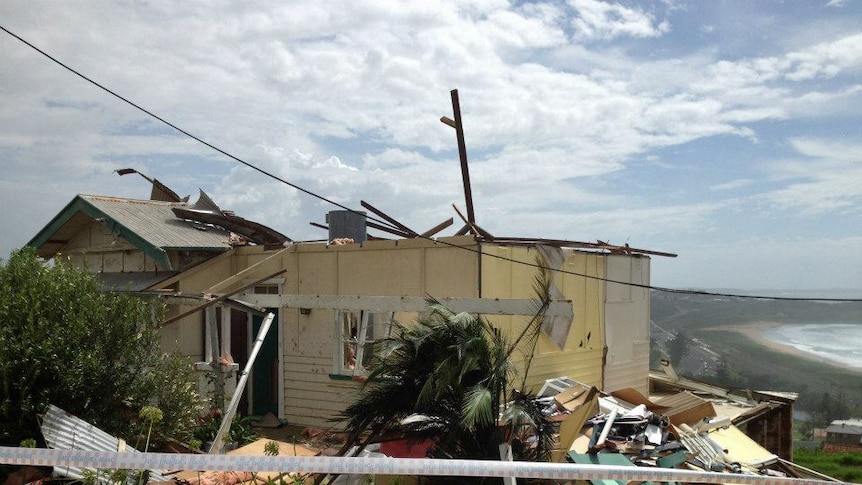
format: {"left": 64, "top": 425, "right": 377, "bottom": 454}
{"left": 324, "top": 256, "right": 558, "bottom": 484}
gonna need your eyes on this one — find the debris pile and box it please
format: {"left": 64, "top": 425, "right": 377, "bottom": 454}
{"left": 534, "top": 377, "right": 821, "bottom": 481}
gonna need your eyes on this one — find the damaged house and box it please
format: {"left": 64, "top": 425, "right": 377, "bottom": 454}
{"left": 27, "top": 175, "right": 817, "bottom": 479}
{"left": 27, "top": 172, "right": 673, "bottom": 429}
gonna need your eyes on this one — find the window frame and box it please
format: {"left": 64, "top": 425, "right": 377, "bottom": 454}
{"left": 332, "top": 309, "right": 394, "bottom": 377}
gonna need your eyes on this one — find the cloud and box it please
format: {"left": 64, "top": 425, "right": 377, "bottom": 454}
{"left": 658, "top": 234, "right": 862, "bottom": 290}
{"left": 569, "top": 0, "right": 671, "bottom": 40}
{"left": 711, "top": 179, "right": 753, "bottom": 191}
{"left": 764, "top": 138, "right": 862, "bottom": 214}
{"left": 782, "top": 32, "right": 862, "bottom": 81}
{"left": 2, "top": 1, "right": 862, "bottom": 291}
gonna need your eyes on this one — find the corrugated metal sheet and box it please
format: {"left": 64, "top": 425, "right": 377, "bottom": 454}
{"left": 83, "top": 195, "right": 233, "bottom": 250}
{"left": 40, "top": 404, "right": 171, "bottom": 483}
{"left": 654, "top": 390, "right": 708, "bottom": 410}
{"left": 653, "top": 391, "right": 717, "bottom": 426}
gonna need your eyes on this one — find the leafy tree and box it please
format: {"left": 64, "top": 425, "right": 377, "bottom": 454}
{"left": 0, "top": 247, "right": 201, "bottom": 449}
{"left": 816, "top": 392, "right": 835, "bottom": 426}
{"left": 648, "top": 335, "right": 664, "bottom": 369}
{"left": 666, "top": 329, "right": 690, "bottom": 367}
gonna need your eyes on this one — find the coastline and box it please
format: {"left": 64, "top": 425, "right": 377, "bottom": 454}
{"left": 707, "top": 321, "right": 862, "bottom": 373}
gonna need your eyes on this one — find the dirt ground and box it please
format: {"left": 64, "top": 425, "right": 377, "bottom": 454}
{"left": 251, "top": 423, "right": 348, "bottom": 456}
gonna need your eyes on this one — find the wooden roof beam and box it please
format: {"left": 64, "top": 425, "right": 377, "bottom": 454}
{"left": 420, "top": 217, "right": 454, "bottom": 238}
{"left": 360, "top": 200, "right": 418, "bottom": 237}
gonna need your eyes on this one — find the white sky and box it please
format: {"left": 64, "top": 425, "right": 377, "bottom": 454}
{"left": 1, "top": 1, "right": 860, "bottom": 294}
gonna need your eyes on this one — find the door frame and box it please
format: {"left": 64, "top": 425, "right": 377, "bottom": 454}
{"left": 241, "top": 278, "right": 284, "bottom": 419}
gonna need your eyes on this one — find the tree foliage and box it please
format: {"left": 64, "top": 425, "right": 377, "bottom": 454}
{"left": 0, "top": 247, "right": 201, "bottom": 448}
{"left": 666, "top": 329, "right": 690, "bottom": 366}
{"left": 340, "top": 300, "right": 516, "bottom": 462}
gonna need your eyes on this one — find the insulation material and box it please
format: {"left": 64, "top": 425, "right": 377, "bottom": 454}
{"left": 709, "top": 424, "right": 778, "bottom": 468}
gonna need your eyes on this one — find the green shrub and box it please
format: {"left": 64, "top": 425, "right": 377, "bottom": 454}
{"left": 192, "top": 408, "right": 258, "bottom": 447}
{"left": 838, "top": 454, "right": 862, "bottom": 467}
{"left": 0, "top": 247, "right": 202, "bottom": 447}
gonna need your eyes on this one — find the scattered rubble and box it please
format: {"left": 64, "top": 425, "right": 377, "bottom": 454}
{"left": 23, "top": 382, "right": 833, "bottom": 485}
{"left": 530, "top": 377, "right": 829, "bottom": 482}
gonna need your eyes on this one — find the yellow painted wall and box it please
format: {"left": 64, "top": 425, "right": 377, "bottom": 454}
{"left": 479, "top": 244, "right": 606, "bottom": 392}
{"left": 153, "top": 236, "right": 652, "bottom": 428}
{"left": 159, "top": 250, "right": 241, "bottom": 359}
{"left": 256, "top": 236, "right": 480, "bottom": 427}
{"left": 63, "top": 221, "right": 161, "bottom": 273}
{"left": 144, "top": 237, "right": 476, "bottom": 421}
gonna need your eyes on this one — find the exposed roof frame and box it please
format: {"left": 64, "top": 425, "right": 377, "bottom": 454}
{"left": 361, "top": 200, "right": 418, "bottom": 237}
{"left": 160, "top": 268, "right": 288, "bottom": 326}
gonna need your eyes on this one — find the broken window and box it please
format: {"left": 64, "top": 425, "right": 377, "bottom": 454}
{"left": 333, "top": 310, "right": 394, "bottom": 376}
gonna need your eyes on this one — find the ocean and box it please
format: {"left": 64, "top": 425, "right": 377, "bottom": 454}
{"left": 762, "top": 323, "right": 862, "bottom": 370}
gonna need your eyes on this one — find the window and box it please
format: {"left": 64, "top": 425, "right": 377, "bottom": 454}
{"left": 253, "top": 284, "right": 279, "bottom": 295}
{"left": 333, "top": 310, "right": 394, "bottom": 376}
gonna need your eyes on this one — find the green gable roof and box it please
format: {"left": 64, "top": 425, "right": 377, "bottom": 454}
{"left": 28, "top": 195, "right": 233, "bottom": 270}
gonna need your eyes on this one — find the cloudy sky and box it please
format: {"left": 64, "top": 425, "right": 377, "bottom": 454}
{"left": 1, "top": 1, "right": 861, "bottom": 294}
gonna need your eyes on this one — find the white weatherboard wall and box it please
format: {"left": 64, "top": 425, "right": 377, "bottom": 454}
{"left": 602, "top": 255, "right": 651, "bottom": 395}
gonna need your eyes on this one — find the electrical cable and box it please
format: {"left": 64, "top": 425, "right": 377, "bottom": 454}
{"left": 3, "top": 23, "right": 861, "bottom": 304}
{"left": 0, "top": 24, "right": 358, "bottom": 220}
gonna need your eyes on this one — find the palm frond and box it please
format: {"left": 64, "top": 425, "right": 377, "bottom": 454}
{"left": 502, "top": 390, "right": 557, "bottom": 463}
{"left": 460, "top": 385, "right": 493, "bottom": 429}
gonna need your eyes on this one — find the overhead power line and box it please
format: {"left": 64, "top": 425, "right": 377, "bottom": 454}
{"left": 3, "top": 23, "right": 861, "bottom": 304}
{"left": 0, "top": 24, "right": 354, "bottom": 217}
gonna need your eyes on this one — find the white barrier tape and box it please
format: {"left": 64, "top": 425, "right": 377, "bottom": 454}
{"left": 0, "top": 447, "right": 846, "bottom": 485}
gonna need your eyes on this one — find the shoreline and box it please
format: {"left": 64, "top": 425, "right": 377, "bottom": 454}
{"left": 707, "top": 321, "right": 862, "bottom": 373}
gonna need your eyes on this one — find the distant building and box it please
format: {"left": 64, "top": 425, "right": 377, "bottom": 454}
{"left": 823, "top": 419, "right": 862, "bottom": 453}
{"left": 812, "top": 427, "right": 828, "bottom": 440}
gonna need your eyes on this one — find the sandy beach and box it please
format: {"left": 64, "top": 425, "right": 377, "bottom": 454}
{"left": 707, "top": 321, "right": 862, "bottom": 372}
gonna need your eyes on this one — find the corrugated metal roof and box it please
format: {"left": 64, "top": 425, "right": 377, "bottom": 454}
{"left": 826, "top": 421, "right": 862, "bottom": 435}
{"left": 82, "top": 195, "right": 232, "bottom": 250}
{"left": 40, "top": 404, "right": 172, "bottom": 483}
